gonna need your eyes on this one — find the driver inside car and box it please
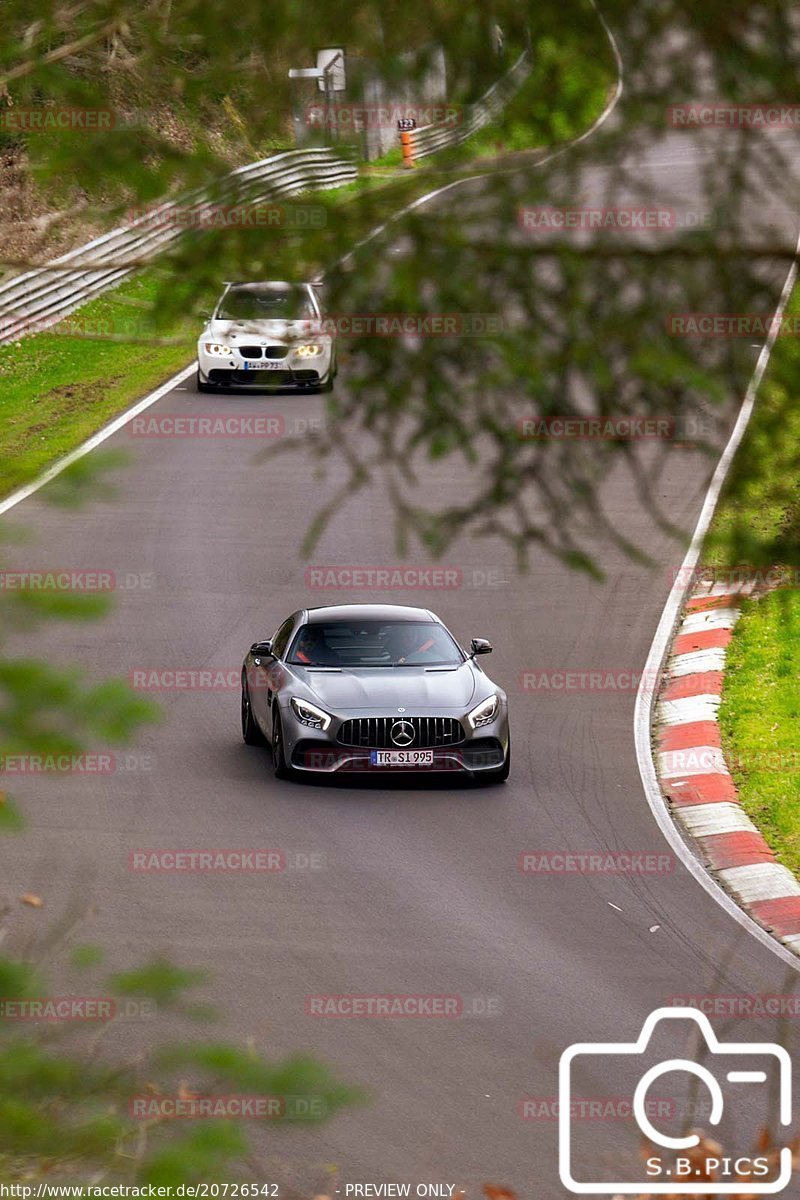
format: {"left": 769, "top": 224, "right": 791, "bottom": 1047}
{"left": 393, "top": 624, "right": 438, "bottom": 665}
{"left": 293, "top": 627, "right": 340, "bottom": 666}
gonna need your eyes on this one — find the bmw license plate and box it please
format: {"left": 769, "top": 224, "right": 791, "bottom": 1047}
{"left": 371, "top": 750, "right": 434, "bottom": 767}
{"left": 242, "top": 360, "right": 284, "bottom": 370}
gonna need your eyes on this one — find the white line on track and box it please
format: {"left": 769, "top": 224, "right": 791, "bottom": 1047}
{"left": 0, "top": 364, "right": 195, "bottom": 517}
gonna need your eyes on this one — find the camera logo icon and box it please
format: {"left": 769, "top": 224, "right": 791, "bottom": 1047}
{"left": 559, "top": 1007, "right": 793, "bottom": 1194}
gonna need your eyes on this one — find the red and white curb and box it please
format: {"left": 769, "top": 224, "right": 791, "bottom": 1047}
{"left": 655, "top": 579, "right": 800, "bottom": 957}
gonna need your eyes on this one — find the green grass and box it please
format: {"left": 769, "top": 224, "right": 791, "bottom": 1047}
{"left": 0, "top": 170, "right": 437, "bottom": 501}
{"left": 706, "top": 287, "right": 800, "bottom": 875}
{"left": 439, "top": 35, "right": 614, "bottom": 163}
{"left": 0, "top": 274, "right": 196, "bottom": 496}
{"left": 718, "top": 590, "right": 800, "bottom": 875}
{"left": 704, "top": 311, "right": 800, "bottom": 570}
{"left": 366, "top": 35, "right": 614, "bottom": 173}
{"left": 0, "top": 167, "right": 441, "bottom": 503}
{"left": 368, "top": 147, "right": 404, "bottom": 170}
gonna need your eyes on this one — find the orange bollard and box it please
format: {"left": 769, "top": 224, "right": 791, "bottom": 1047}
{"left": 399, "top": 124, "right": 416, "bottom": 168}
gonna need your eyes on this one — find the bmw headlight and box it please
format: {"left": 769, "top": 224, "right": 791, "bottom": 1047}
{"left": 467, "top": 695, "right": 499, "bottom": 729}
{"left": 295, "top": 343, "right": 323, "bottom": 358}
{"left": 290, "top": 697, "right": 332, "bottom": 730}
{"left": 203, "top": 342, "right": 232, "bottom": 356}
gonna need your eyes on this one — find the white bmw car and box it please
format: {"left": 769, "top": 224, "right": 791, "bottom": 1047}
{"left": 196, "top": 280, "right": 336, "bottom": 393}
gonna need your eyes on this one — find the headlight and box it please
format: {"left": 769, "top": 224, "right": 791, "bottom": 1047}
{"left": 203, "top": 342, "right": 232, "bottom": 356}
{"left": 294, "top": 343, "right": 323, "bottom": 358}
{"left": 467, "top": 695, "right": 499, "bottom": 729}
{"left": 290, "top": 697, "right": 332, "bottom": 730}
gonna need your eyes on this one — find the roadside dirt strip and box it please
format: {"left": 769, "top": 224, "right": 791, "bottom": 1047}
{"left": 656, "top": 579, "right": 800, "bottom": 958}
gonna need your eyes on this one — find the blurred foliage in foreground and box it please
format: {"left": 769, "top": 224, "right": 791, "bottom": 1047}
{"left": 1, "top": 0, "right": 800, "bottom": 1182}
{"left": 0, "top": 951, "right": 358, "bottom": 1184}
{"left": 4, "top": 0, "right": 800, "bottom": 571}
{"left": 0, "top": 515, "right": 358, "bottom": 1182}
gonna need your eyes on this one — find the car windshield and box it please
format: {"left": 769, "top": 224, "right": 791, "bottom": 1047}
{"left": 286, "top": 620, "right": 464, "bottom": 668}
{"left": 216, "top": 285, "right": 315, "bottom": 322}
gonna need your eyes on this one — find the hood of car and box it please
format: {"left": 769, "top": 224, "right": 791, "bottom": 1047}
{"left": 203, "top": 318, "right": 321, "bottom": 342}
{"left": 297, "top": 663, "right": 481, "bottom": 712}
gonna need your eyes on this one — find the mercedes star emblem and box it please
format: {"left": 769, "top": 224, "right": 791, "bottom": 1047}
{"left": 390, "top": 719, "right": 415, "bottom": 747}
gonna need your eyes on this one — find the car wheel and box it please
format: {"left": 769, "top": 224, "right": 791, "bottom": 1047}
{"left": 271, "top": 707, "right": 292, "bottom": 780}
{"left": 484, "top": 740, "right": 511, "bottom": 784}
{"left": 241, "top": 674, "right": 266, "bottom": 746}
{"left": 197, "top": 369, "right": 216, "bottom": 394}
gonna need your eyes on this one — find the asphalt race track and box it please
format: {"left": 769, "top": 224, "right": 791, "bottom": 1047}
{"left": 3, "top": 30, "right": 800, "bottom": 1199}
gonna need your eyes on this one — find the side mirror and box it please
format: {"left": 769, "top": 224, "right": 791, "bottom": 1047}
{"left": 470, "top": 638, "right": 493, "bottom": 657}
{"left": 250, "top": 640, "right": 274, "bottom": 663}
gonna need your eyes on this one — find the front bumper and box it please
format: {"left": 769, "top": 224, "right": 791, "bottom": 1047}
{"left": 197, "top": 345, "right": 333, "bottom": 390}
{"left": 290, "top": 739, "right": 506, "bottom": 774}
{"left": 282, "top": 707, "right": 509, "bottom": 775}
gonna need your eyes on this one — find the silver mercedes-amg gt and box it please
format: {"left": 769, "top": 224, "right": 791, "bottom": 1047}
{"left": 240, "top": 603, "right": 510, "bottom": 782}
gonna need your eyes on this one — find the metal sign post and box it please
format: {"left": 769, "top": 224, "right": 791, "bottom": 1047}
{"left": 289, "top": 50, "right": 345, "bottom": 147}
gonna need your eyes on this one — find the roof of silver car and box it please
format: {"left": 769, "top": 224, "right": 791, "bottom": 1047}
{"left": 222, "top": 280, "right": 311, "bottom": 290}
{"left": 304, "top": 604, "right": 439, "bottom": 624}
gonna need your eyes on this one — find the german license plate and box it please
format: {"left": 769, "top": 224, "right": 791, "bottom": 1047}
{"left": 242, "top": 360, "right": 285, "bottom": 370}
{"left": 371, "top": 750, "right": 435, "bottom": 767}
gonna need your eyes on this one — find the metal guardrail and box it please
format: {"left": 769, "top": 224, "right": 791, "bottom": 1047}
{"left": 408, "top": 49, "right": 532, "bottom": 160}
{"left": 0, "top": 146, "right": 356, "bottom": 344}
{"left": 0, "top": 51, "right": 529, "bottom": 345}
